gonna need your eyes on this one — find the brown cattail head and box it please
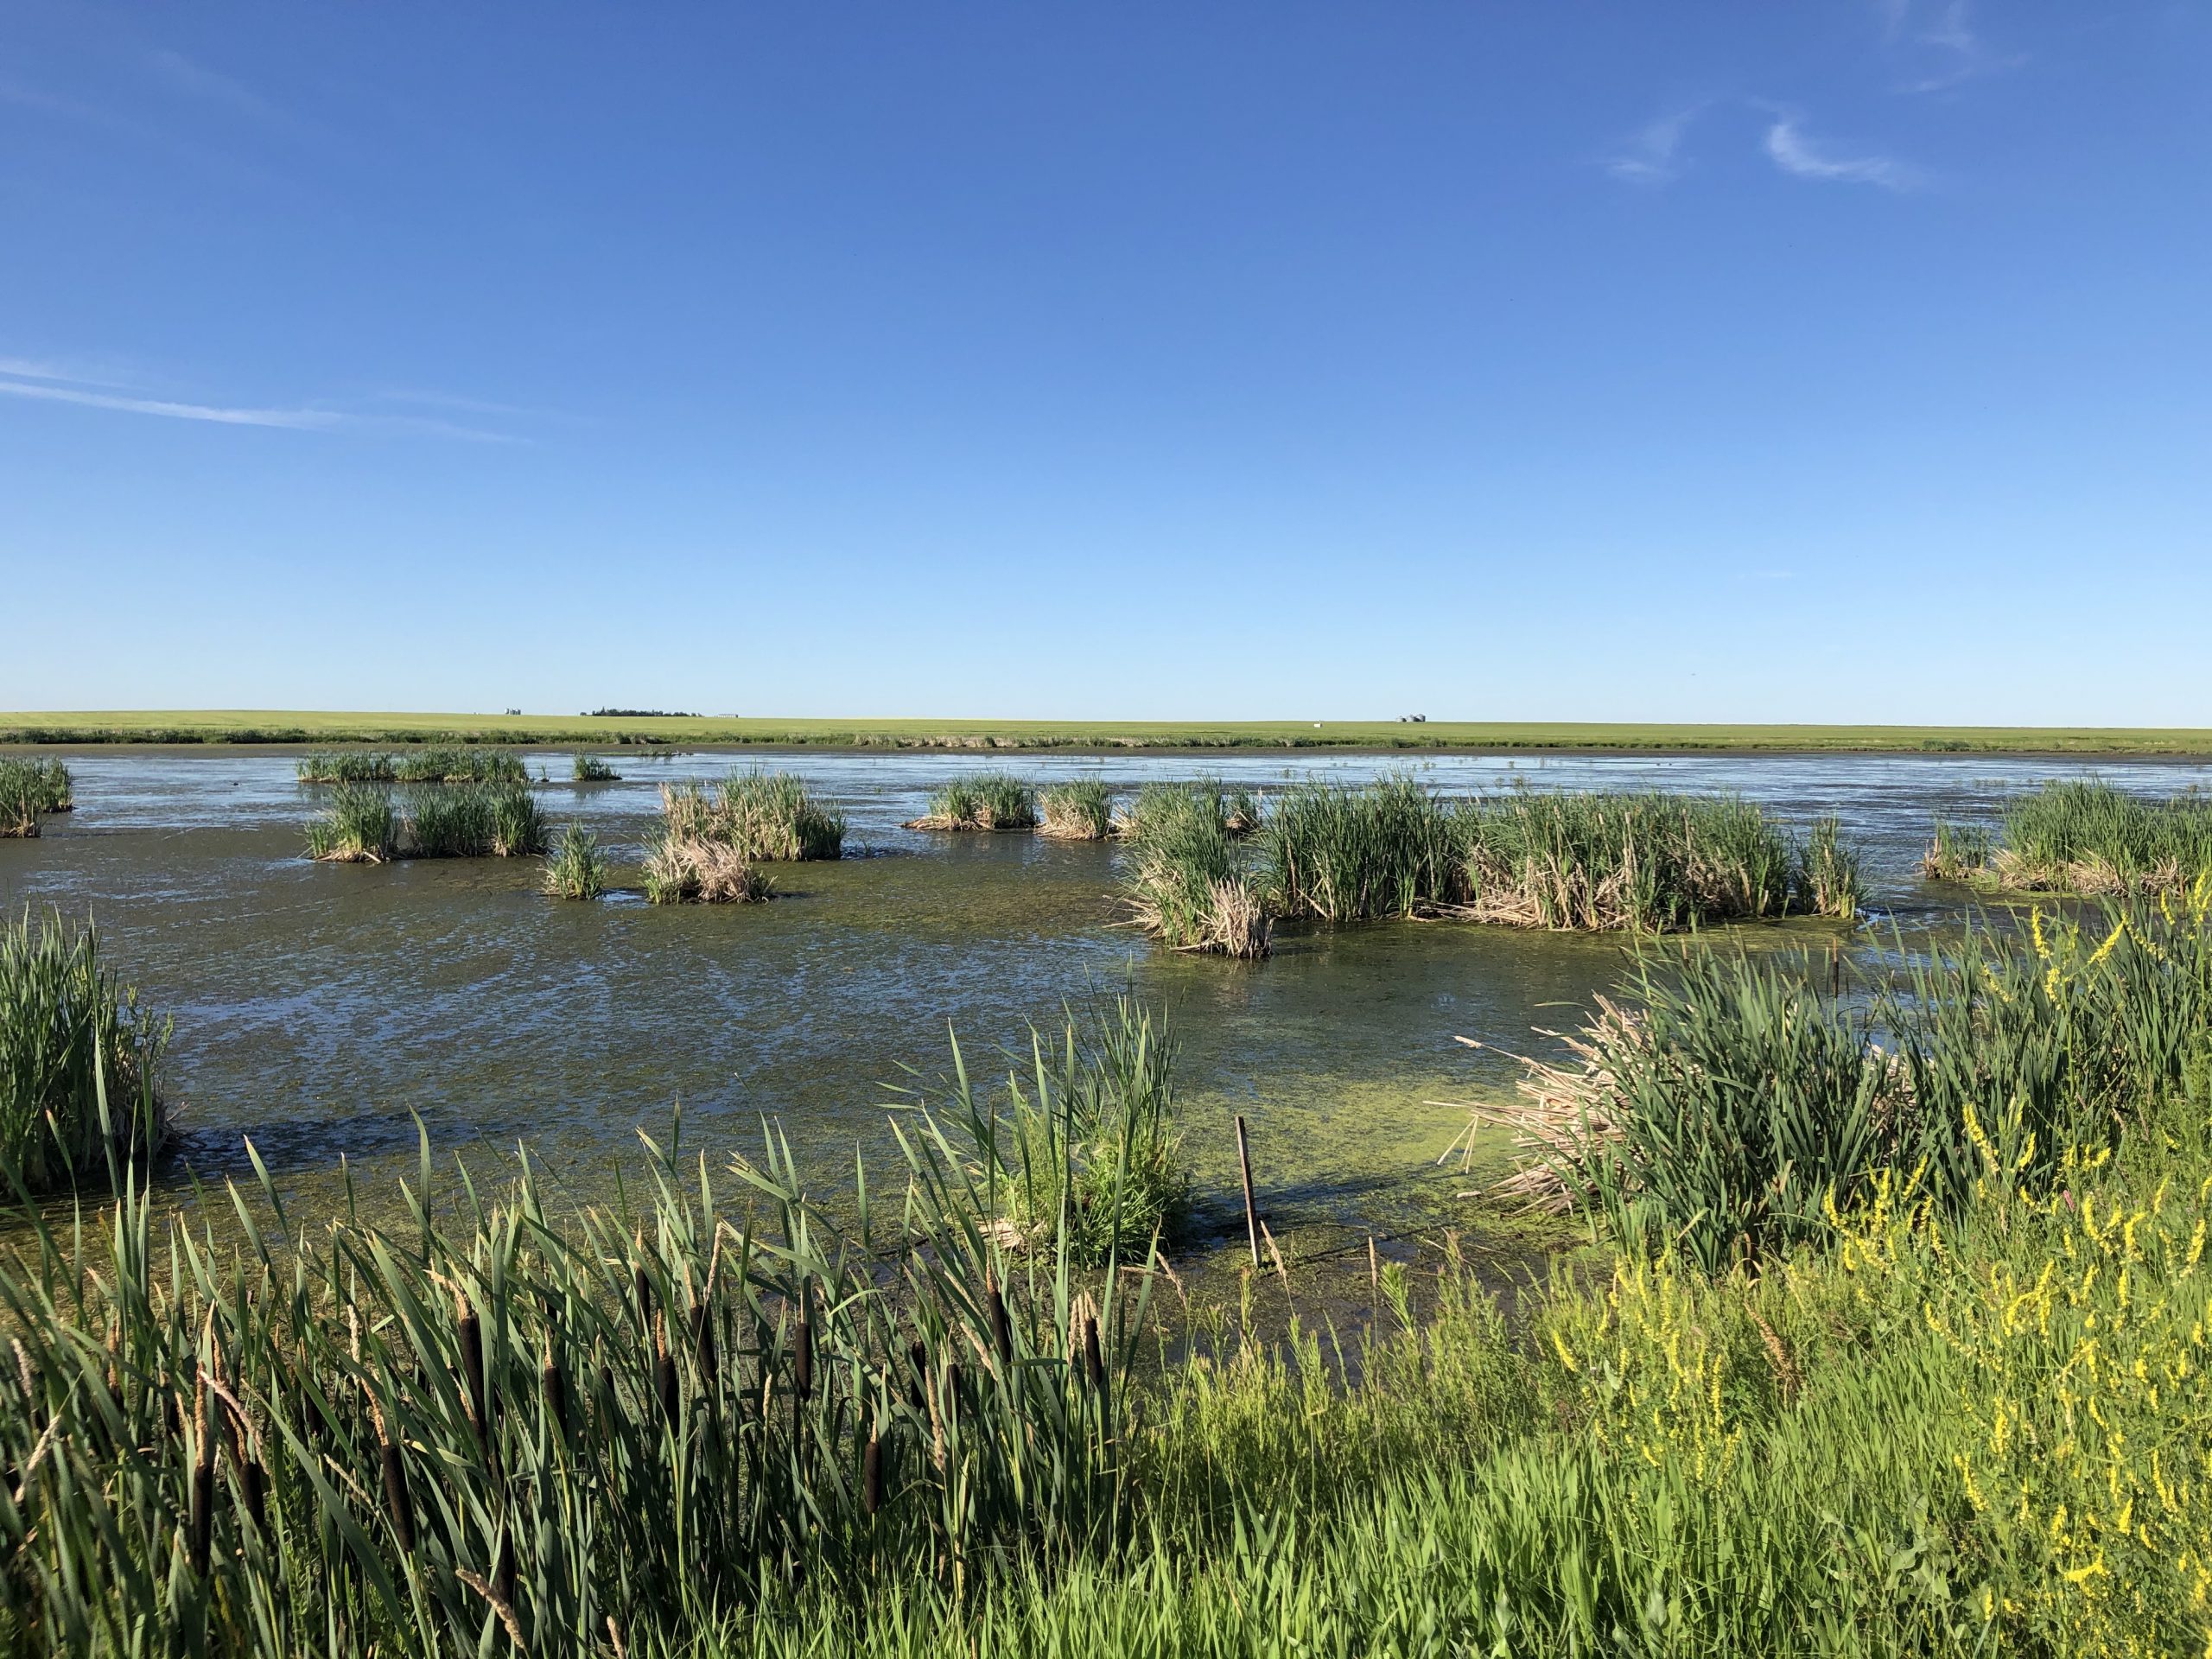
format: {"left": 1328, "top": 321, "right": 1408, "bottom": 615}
{"left": 987, "top": 1277, "right": 1013, "bottom": 1369}
{"left": 861, "top": 1432, "right": 884, "bottom": 1517}
{"left": 654, "top": 1312, "right": 679, "bottom": 1424}
{"left": 792, "top": 1297, "right": 814, "bottom": 1402}
{"left": 691, "top": 1301, "right": 718, "bottom": 1389}
{"left": 455, "top": 1287, "right": 491, "bottom": 1466}
{"left": 542, "top": 1335, "right": 569, "bottom": 1440}
{"left": 906, "top": 1340, "right": 928, "bottom": 1414}
{"left": 241, "top": 1458, "right": 270, "bottom": 1541}
{"left": 633, "top": 1230, "right": 652, "bottom": 1332}
{"left": 380, "top": 1440, "right": 416, "bottom": 1555}
{"left": 1083, "top": 1316, "right": 1105, "bottom": 1393}
{"left": 493, "top": 1524, "right": 517, "bottom": 1610}
{"left": 188, "top": 1362, "right": 214, "bottom": 1576}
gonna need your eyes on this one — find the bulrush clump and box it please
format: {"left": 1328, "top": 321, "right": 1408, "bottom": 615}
{"left": 642, "top": 834, "right": 771, "bottom": 904}
{"left": 1119, "top": 789, "right": 1272, "bottom": 958}
{"left": 1926, "top": 779, "right": 2212, "bottom": 895}
{"left": 0, "top": 758, "right": 73, "bottom": 838}
{"left": 905, "top": 773, "right": 1038, "bottom": 831}
{"left": 1, "top": 908, "right": 171, "bottom": 1192}
{"left": 298, "top": 747, "right": 527, "bottom": 786}
{"left": 1038, "top": 780, "right": 1113, "bottom": 841}
{"left": 304, "top": 781, "right": 398, "bottom": 863}
{"left": 543, "top": 821, "right": 609, "bottom": 899}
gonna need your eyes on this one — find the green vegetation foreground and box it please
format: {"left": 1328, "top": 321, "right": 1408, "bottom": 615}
{"left": 4, "top": 884, "right": 2212, "bottom": 1653}
{"left": 9, "top": 710, "right": 2212, "bottom": 753}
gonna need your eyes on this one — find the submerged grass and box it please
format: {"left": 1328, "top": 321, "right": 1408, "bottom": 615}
{"left": 542, "top": 822, "right": 608, "bottom": 899}
{"left": 0, "top": 759, "right": 72, "bottom": 837}
{"left": 1928, "top": 779, "right": 2212, "bottom": 894}
{"left": 5, "top": 906, "right": 2212, "bottom": 1653}
{"left": 907, "top": 774, "right": 1038, "bottom": 831}
{"left": 1037, "top": 780, "right": 1113, "bottom": 841}
{"left": 0, "top": 908, "right": 168, "bottom": 1192}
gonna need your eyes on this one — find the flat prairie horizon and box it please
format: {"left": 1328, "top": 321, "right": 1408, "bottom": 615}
{"left": 4, "top": 710, "right": 2212, "bottom": 755}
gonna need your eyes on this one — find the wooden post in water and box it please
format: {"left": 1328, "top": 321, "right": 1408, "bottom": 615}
{"left": 1235, "top": 1115, "right": 1261, "bottom": 1270}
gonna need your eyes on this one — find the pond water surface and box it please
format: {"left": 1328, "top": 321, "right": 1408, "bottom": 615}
{"left": 6, "top": 747, "right": 2208, "bottom": 1279}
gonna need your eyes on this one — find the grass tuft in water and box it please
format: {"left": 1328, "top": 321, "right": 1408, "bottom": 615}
{"left": 1256, "top": 776, "right": 1465, "bottom": 922}
{"left": 1119, "top": 788, "right": 1271, "bottom": 957}
{"left": 397, "top": 780, "right": 546, "bottom": 858}
{"left": 711, "top": 771, "right": 846, "bottom": 859}
{"left": 907, "top": 773, "right": 1039, "bottom": 831}
{"left": 946, "top": 995, "right": 1190, "bottom": 1265}
{"left": 1111, "top": 780, "right": 1262, "bottom": 842}
{"left": 304, "top": 781, "right": 399, "bottom": 862}
{"left": 1491, "top": 887, "right": 2212, "bottom": 1270}
{"left": 0, "top": 758, "right": 72, "bottom": 836}
{"left": 1038, "top": 780, "right": 1114, "bottom": 840}
{"left": 642, "top": 835, "right": 772, "bottom": 902}
{"left": 572, "top": 754, "right": 622, "bottom": 782}
{"left": 542, "top": 822, "right": 609, "bottom": 899}
{"left": 299, "top": 747, "right": 529, "bottom": 786}
{"left": 1924, "top": 779, "right": 2212, "bottom": 894}
{"left": 0, "top": 907, "right": 169, "bottom": 1192}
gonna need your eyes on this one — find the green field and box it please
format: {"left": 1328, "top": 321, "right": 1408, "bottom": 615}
{"left": 4, "top": 709, "right": 2212, "bottom": 753}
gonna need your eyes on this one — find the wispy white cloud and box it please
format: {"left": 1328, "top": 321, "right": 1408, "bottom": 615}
{"left": 371, "top": 388, "right": 570, "bottom": 423}
{"left": 0, "top": 361, "right": 523, "bottom": 440}
{"left": 1881, "top": 0, "right": 2023, "bottom": 92}
{"left": 1604, "top": 104, "right": 1705, "bottom": 185}
{"left": 1764, "top": 115, "right": 1924, "bottom": 190}
{"left": 0, "top": 377, "right": 340, "bottom": 429}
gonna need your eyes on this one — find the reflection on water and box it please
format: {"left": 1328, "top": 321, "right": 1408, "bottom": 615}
{"left": 3, "top": 747, "right": 2207, "bottom": 1264}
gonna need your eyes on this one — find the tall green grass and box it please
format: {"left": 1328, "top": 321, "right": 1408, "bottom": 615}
{"left": 305, "top": 783, "right": 541, "bottom": 861}
{"left": 908, "top": 774, "right": 1037, "bottom": 831}
{"left": 698, "top": 772, "right": 846, "bottom": 861}
{"left": 1109, "top": 781, "right": 1261, "bottom": 841}
{"left": 542, "top": 823, "right": 608, "bottom": 899}
{"left": 1256, "top": 776, "right": 1465, "bottom": 922}
{"left": 957, "top": 996, "right": 1189, "bottom": 1264}
{"left": 402, "top": 782, "right": 546, "bottom": 858}
{"left": 1928, "top": 779, "right": 2212, "bottom": 893}
{"left": 1037, "top": 781, "right": 1113, "bottom": 841}
{"left": 0, "top": 1027, "right": 1154, "bottom": 1655}
{"left": 5, "top": 944, "right": 2210, "bottom": 1654}
{"left": 304, "top": 782, "right": 399, "bottom": 862}
{"left": 0, "top": 909, "right": 169, "bottom": 1192}
{"left": 1255, "top": 782, "right": 1859, "bottom": 931}
{"left": 0, "top": 758, "right": 72, "bottom": 837}
{"left": 1117, "top": 788, "right": 1271, "bottom": 957}
{"left": 1496, "top": 887, "right": 2212, "bottom": 1271}
{"left": 298, "top": 748, "right": 530, "bottom": 786}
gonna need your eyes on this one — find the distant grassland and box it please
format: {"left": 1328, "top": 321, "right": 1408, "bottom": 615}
{"left": 4, "top": 710, "right": 2212, "bottom": 754}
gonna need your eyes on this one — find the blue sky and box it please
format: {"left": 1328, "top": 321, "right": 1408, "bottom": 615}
{"left": 3, "top": 3, "right": 2208, "bottom": 724}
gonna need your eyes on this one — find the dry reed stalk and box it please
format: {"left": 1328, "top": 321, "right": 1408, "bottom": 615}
{"left": 1436, "top": 1000, "right": 1643, "bottom": 1214}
